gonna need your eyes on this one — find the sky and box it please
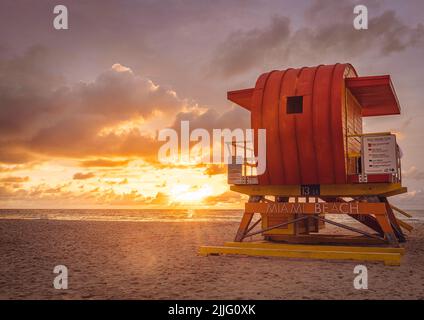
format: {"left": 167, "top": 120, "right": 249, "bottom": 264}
{"left": 0, "top": 0, "right": 424, "bottom": 209}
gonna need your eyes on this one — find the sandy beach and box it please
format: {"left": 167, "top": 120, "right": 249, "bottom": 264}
{"left": 0, "top": 216, "right": 423, "bottom": 300}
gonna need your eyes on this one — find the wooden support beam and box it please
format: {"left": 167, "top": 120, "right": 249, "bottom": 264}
{"left": 321, "top": 197, "right": 384, "bottom": 236}
{"left": 311, "top": 216, "right": 383, "bottom": 240}
{"left": 390, "top": 204, "right": 412, "bottom": 218}
{"left": 243, "top": 216, "right": 309, "bottom": 239}
{"left": 237, "top": 234, "right": 387, "bottom": 245}
{"left": 348, "top": 214, "right": 384, "bottom": 236}
{"left": 245, "top": 218, "right": 262, "bottom": 234}
{"left": 396, "top": 218, "right": 413, "bottom": 232}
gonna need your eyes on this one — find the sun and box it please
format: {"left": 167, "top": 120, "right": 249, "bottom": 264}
{"left": 169, "top": 184, "right": 213, "bottom": 203}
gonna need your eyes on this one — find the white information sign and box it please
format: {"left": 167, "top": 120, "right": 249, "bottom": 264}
{"left": 362, "top": 134, "right": 397, "bottom": 174}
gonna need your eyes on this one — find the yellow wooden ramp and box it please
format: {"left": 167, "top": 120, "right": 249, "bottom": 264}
{"left": 199, "top": 242, "right": 403, "bottom": 266}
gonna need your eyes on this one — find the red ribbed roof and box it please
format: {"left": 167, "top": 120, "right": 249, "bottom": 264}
{"left": 227, "top": 64, "right": 401, "bottom": 186}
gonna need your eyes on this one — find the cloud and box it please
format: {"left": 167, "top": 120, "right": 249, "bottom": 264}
{"left": 73, "top": 172, "right": 95, "bottom": 180}
{"left": 172, "top": 106, "right": 250, "bottom": 132}
{"left": 79, "top": 159, "right": 130, "bottom": 168}
{"left": 0, "top": 48, "right": 188, "bottom": 164}
{"left": 0, "top": 176, "right": 29, "bottom": 183}
{"left": 74, "top": 63, "right": 184, "bottom": 120}
{"left": 297, "top": 9, "right": 424, "bottom": 57}
{"left": 210, "top": 16, "right": 290, "bottom": 77}
{"left": 0, "top": 144, "right": 36, "bottom": 164}
{"left": 203, "top": 190, "right": 246, "bottom": 205}
{"left": 211, "top": 1, "right": 424, "bottom": 77}
{"left": 402, "top": 166, "right": 424, "bottom": 180}
{"left": 104, "top": 178, "right": 128, "bottom": 185}
{"left": 0, "top": 163, "right": 38, "bottom": 173}
{"left": 0, "top": 45, "right": 66, "bottom": 139}
{"left": 149, "top": 192, "right": 170, "bottom": 205}
{"left": 101, "top": 189, "right": 147, "bottom": 206}
{"left": 391, "top": 187, "right": 424, "bottom": 210}
{"left": 111, "top": 63, "right": 133, "bottom": 73}
{"left": 204, "top": 164, "right": 226, "bottom": 176}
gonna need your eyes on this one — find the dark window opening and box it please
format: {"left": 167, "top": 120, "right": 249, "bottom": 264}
{"left": 286, "top": 96, "right": 303, "bottom": 114}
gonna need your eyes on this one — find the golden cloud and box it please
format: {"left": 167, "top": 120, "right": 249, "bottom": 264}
{"left": 79, "top": 159, "right": 130, "bottom": 168}
{"left": 73, "top": 172, "right": 95, "bottom": 180}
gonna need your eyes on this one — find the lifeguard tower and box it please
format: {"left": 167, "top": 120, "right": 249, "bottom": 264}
{"left": 200, "top": 63, "right": 412, "bottom": 265}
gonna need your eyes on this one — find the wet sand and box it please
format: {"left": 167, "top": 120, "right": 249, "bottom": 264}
{"left": 0, "top": 218, "right": 423, "bottom": 299}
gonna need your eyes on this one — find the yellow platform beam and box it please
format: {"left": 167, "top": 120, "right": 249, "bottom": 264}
{"left": 224, "top": 241, "right": 405, "bottom": 255}
{"left": 230, "top": 183, "right": 407, "bottom": 197}
{"left": 199, "top": 243, "right": 402, "bottom": 266}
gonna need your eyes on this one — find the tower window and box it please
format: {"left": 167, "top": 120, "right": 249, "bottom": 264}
{"left": 287, "top": 96, "right": 303, "bottom": 114}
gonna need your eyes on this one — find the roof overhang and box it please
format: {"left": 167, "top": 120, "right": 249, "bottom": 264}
{"left": 345, "top": 75, "right": 401, "bottom": 117}
{"left": 227, "top": 88, "right": 254, "bottom": 111}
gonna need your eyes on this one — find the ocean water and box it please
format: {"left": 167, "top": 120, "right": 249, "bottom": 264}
{"left": 0, "top": 209, "right": 423, "bottom": 223}
{"left": 0, "top": 209, "right": 244, "bottom": 222}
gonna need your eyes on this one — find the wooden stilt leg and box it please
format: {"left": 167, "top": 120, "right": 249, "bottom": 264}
{"left": 375, "top": 214, "right": 399, "bottom": 246}
{"left": 234, "top": 212, "right": 254, "bottom": 242}
{"left": 234, "top": 195, "right": 261, "bottom": 242}
{"left": 379, "top": 196, "right": 405, "bottom": 243}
